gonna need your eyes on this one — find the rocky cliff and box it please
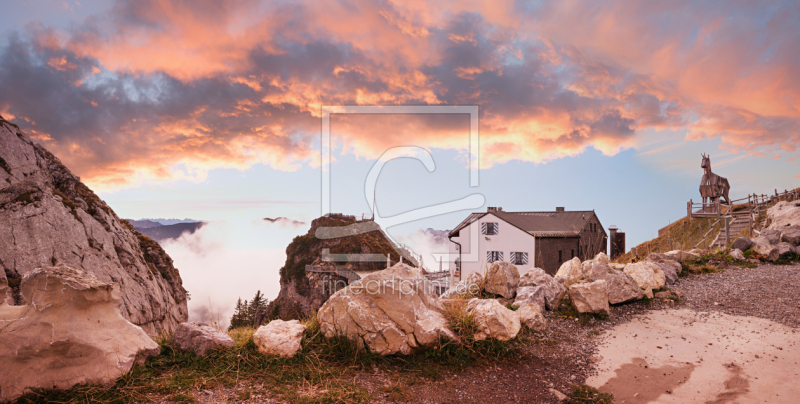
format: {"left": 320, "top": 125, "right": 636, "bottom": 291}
{"left": 267, "top": 216, "right": 407, "bottom": 320}
{"left": 0, "top": 116, "right": 188, "bottom": 334}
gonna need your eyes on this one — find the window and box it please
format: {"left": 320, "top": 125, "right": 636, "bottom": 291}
{"left": 482, "top": 222, "right": 498, "bottom": 235}
{"left": 486, "top": 251, "right": 503, "bottom": 263}
{"left": 558, "top": 250, "right": 563, "bottom": 263}
{"left": 571, "top": 249, "right": 575, "bottom": 258}
{"left": 510, "top": 252, "right": 528, "bottom": 265}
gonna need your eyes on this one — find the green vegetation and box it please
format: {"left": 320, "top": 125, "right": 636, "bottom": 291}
{"left": 228, "top": 290, "right": 269, "bottom": 330}
{"left": 568, "top": 384, "right": 614, "bottom": 404}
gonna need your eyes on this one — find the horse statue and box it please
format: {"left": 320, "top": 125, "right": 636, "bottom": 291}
{"left": 700, "top": 153, "right": 730, "bottom": 208}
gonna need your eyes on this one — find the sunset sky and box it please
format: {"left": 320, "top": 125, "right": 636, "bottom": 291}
{"left": 2, "top": 1, "right": 799, "bottom": 314}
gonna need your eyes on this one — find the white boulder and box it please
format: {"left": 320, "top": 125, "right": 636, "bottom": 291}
{"left": 663, "top": 250, "right": 700, "bottom": 262}
{"left": 513, "top": 286, "right": 546, "bottom": 314}
{"left": 729, "top": 249, "right": 746, "bottom": 261}
{"left": 517, "top": 303, "right": 547, "bottom": 332}
{"left": 586, "top": 263, "right": 643, "bottom": 304}
{"left": 554, "top": 257, "right": 583, "bottom": 287}
{"left": 624, "top": 262, "right": 666, "bottom": 290}
{"left": 752, "top": 237, "right": 780, "bottom": 261}
{"left": 467, "top": 298, "right": 521, "bottom": 341}
{"left": 253, "top": 319, "right": 306, "bottom": 358}
{"left": 174, "top": 322, "right": 234, "bottom": 356}
{"left": 567, "top": 280, "right": 610, "bottom": 316}
{"left": 317, "top": 263, "right": 456, "bottom": 355}
{"left": 766, "top": 201, "right": 800, "bottom": 230}
{"left": 0, "top": 266, "right": 160, "bottom": 402}
{"left": 484, "top": 261, "right": 520, "bottom": 298}
{"left": 518, "top": 268, "right": 566, "bottom": 310}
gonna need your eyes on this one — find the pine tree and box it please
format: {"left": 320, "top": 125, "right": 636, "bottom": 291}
{"left": 228, "top": 292, "right": 270, "bottom": 330}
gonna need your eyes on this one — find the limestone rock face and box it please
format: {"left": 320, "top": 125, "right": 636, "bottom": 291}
{"left": 587, "top": 263, "right": 643, "bottom": 304}
{"left": 554, "top": 257, "right": 583, "bottom": 287}
{"left": 513, "top": 286, "right": 546, "bottom": 314}
{"left": 518, "top": 268, "right": 566, "bottom": 310}
{"left": 174, "top": 322, "right": 234, "bottom": 356}
{"left": 0, "top": 120, "right": 187, "bottom": 335}
{"left": 624, "top": 262, "right": 666, "bottom": 290}
{"left": 567, "top": 280, "right": 610, "bottom": 316}
{"left": 781, "top": 225, "right": 800, "bottom": 246}
{"left": 253, "top": 319, "right": 306, "bottom": 358}
{"left": 484, "top": 261, "right": 520, "bottom": 298}
{"left": 752, "top": 237, "right": 780, "bottom": 261}
{"left": 440, "top": 271, "right": 483, "bottom": 299}
{"left": 467, "top": 298, "right": 521, "bottom": 341}
{"left": 765, "top": 201, "right": 800, "bottom": 230}
{"left": 731, "top": 237, "right": 753, "bottom": 252}
{"left": 317, "top": 263, "right": 456, "bottom": 355}
{"left": 729, "top": 249, "right": 746, "bottom": 261}
{"left": 0, "top": 266, "right": 160, "bottom": 402}
{"left": 761, "top": 230, "right": 782, "bottom": 245}
{"left": 517, "top": 303, "right": 546, "bottom": 332}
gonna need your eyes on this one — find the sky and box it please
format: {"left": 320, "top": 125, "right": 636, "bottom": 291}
{"left": 2, "top": 0, "right": 799, "bottom": 323}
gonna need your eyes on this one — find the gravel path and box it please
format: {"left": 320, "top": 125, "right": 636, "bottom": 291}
{"left": 672, "top": 262, "right": 800, "bottom": 328}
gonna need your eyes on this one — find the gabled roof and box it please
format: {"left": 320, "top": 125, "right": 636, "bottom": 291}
{"left": 448, "top": 210, "right": 582, "bottom": 238}
{"left": 513, "top": 210, "right": 602, "bottom": 234}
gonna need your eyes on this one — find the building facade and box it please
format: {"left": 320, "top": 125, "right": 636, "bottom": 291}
{"left": 448, "top": 207, "right": 607, "bottom": 278}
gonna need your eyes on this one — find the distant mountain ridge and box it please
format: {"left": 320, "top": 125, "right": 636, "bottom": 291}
{"left": 126, "top": 219, "right": 205, "bottom": 242}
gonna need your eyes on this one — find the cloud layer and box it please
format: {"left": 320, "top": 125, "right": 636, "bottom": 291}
{"left": 1, "top": 0, "right": 798, "bottom": 190}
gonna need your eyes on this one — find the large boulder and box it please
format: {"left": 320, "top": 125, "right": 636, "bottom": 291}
{"left": 0, "top": 121, "right": 187, "bottom": 335}
{"left": 781, "top": 225, "right": 800, "bottom": 246}
{"left": 174, "top": 322, "right": 234, "bottom": 356}
{"left": 765, "top": 201, "right": 800, "bottom": 230}
{"left": 586, "top": 263, "right": 643, "bottom": 304}
{"left": 513, "top": 286, "right": 546, "bottom": 314}
{"left": 731, "top": 237, "right": 753, "bottom": 252}
{"left": 752, "top": 237, "right": 780, "bottom": 261}
{"left": 663, "top": 250, "right": 700, "bottom": 262}
{"left": 484, "top": 261, "right": 520, "bottom": 298}
{"left": 645, "top": 254, "right": 680, "bottom": 285}
{"left": 761, "top": 230, "right": 782, "bottom": 245}
{"left": 253, "top": 319, "right": 306, "bottom": 358}
{"left": 567, "top": 280, "right": 610, "bottom": 316}
{"left": 729, "top": 249, "right": 746, "bottom": 261}
{"left": 776, "top": 242, "right": 794, "bottom": 258}
{"left": 517, "top": 303, "right": 547, "bottom": 332}
{"left": 581, "top": 253, "right": 610, "bottom": 276}
{"left": 624, "top": 262, "right": 666, "bottom": 290}
{"left": 317, "top": 263, "right": 456, "bottom": 355}
{"left": 440, "top": 271, "right": 483, "bottom": 299}
{"left": 518, "top": 268, "right": 566, "bottom": 310}
{"left": 554, "top": 257, "right": 583, "bottom": 287}
{"left": 0, "top": 266, "right": 160, "bottom": 402}
{"left": 467, "top": 298, "right": 521, "bottom": 341}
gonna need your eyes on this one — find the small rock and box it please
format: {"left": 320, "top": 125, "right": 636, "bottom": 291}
{"left": 548, "top": 388, "right": 569, "bottom": 401}
{"left": 174, "top": 322, "right": 234, "bottom": 356}
{"left": 253, "top": 319, "right": 306, "bottom": 358}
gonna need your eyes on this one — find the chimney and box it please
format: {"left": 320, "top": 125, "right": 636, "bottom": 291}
{"left": 555, "top": 207, "right": 565, "bottom": 212}
{"left": 487, "top": 207, "right": 503, "bottom": 212}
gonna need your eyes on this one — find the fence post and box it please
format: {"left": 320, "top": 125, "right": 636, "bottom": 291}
{"left": 716, "top": 199, "right": 721, "bottom": 219}
{"left": 687, "top": 200, "right": 692, "bottom": 219}
{"left": 749, "top": 213, "right": 753, "bottom": 237}
{"left": 725, "top": 217, "right": 730, "bottom": 249}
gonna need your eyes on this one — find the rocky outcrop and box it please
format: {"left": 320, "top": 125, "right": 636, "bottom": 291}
{"left": 554, "top": 257, "right": 583, "bottom": 287}
{"left": 0, "top": 266, "right": 160, "bottom": 402}
{"left": 513, "top": 286, "right": 546, "bottom": 314}
{"left": 586, "top": 263, "right": 643, "bottom": 304}
{"left": 781, "top": 226, "right": 800, "bottom": 246}
{"left": 440, "top": 271, "right": 483, "bottom": 299}
{"left": 253, "top": 319, "right": 306, "bottom": 358}
{"left": 268, "top": 216, "right": 408, "bottom": 320}
{"left": 567, "top": 280, "right": 610, "bottom": 316}
{"left": 729, "top": 249, "right": 746, "bottom": 261}
{"left": 317, "top": 263, "right": 455, "bottom": 355}
{"left": 731, "top": 237, "right": 753, "bottom": 252}
{"left": 517, "top": 303, "right": 546, "bottom": 332}
{"left": 466, "top": 298, "right": 521, "bottom": 341}
{"left": 0, "top": 118, "right": 187, "bottom": 335}
{"left": 518, "top": 268, "right": 566, "bottom": 310}
{"left": 174, "top": 322, "right": 234, "bottom": 356}
{"left": 484, "top": 261, "right": 520, "bottom": 298}
{"left": 751, "top": 237, "right": 780, "bottom": 261}
{"left": 624, "top": 262, "right": 666, "bottom": 290}
{"left": 765, "top": 201, "right": 800, "bottom": 230}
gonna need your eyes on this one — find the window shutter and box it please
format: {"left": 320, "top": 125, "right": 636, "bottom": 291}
{"left": 495, "top": 223, "right": 499, "bottom": 235}
{"left": 522, "top": 252, "right": 529, "bottom": 265}
{"left": 486, "top": 251, "right": 491, "bottom": 263}
{"left": 498, "top": 252, "right": 503, "bottom": 262}
{"left": 509, "top": 252, "right": 515, "bottom": 264}
{"left": 481, "top": 222, "right": 487, "bottom": 235}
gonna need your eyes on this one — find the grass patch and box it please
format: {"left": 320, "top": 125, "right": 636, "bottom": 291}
{"left": 505, "top": 303, "right": 520, "bottom": 311}
{"left": 775, "top": 251, "right": 800, "bottom": 265}
{"left": 568, "top": 384, "right": 614, "bottom": 404}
